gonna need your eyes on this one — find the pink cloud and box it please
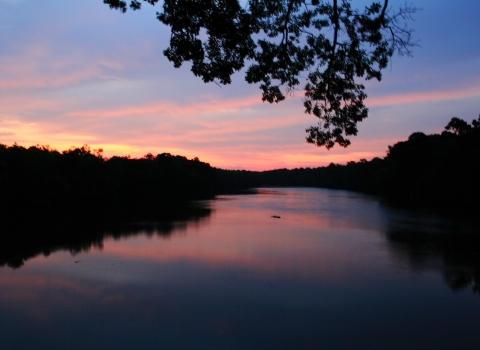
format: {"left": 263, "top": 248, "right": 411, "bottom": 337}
{"left": 7, "top": 78, "right": 473, "bottom": 171}
{"left": 63, "top": 95, "right": 265, "bottom": 119}
{"left": 0, "top": 66, "right": 106, "bottom": 90}
{"left": 369, "top": 86, "right": 480, "bottom": 107}
{"left": 0, "top": 46, "right": 128, "bottom": 90}
{"left": 0, "top": 95, "right": 74, "bottom": 112}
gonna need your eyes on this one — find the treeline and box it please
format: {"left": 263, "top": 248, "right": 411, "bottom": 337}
{"left": 253, "top": 116, "right": 480, "bottom": 210}
{"left": 1, "top": 115, "right": 479, "bottom": 230}
{"left": 0, "top": 145, "right": 221, "bottom": 229}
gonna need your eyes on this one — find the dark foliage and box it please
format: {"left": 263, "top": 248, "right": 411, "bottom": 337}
{"left": 248, "top": 115, "right": 480, "bottom": 212}
{"left": 0, "top": 145, "right": 216, "bottom": 230}
{"left": 1, "top": 115, "right": 479, "bottom": 236}
{"left": 103, "top": 0, "right": 417, "bottom": 149}
{"left": 1, "top": 116, "right": 480, "bottom": 275}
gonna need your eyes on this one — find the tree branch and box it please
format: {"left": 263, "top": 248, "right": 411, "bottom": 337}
{"left": 281, "top": 0, "right": 295, "bottom": 46}
{"left": 379, "top": 0, "right": 389, "bottom": 21}
{"left": 331, "top": 0, "right": 339, "bottom": 57}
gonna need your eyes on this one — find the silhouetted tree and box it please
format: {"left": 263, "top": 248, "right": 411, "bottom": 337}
{"left": 471, "top": 114, "right": 480, "bottom": 129}
{"left": 0, "top": 143, "right": 219, "bottom": 229}
{"left": 445, "top": 117, "right": 472, "bottom": 135}
{"left": 103, "top": 0, "right": 417, "bottom": 148}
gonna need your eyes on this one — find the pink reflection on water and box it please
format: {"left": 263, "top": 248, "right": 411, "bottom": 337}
{"left": 0, "top": 189, "right": 387, "bottom": 300}
{"left": 0, "top": 189, "right": 391, "bottom": 320}
{"left": 0, "top": 272, "right": 103, "bottom": 322}
{"left": 86, "top": 192, "right": 386, "bottom": 285}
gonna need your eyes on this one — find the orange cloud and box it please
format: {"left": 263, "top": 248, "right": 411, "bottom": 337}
{"left": 5, "top": 79, "right": 474, "bottom": 170}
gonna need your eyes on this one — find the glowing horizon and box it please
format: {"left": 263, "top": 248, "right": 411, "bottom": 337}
{"left": 1, "top": 0, "right": 479, "bottom": 171}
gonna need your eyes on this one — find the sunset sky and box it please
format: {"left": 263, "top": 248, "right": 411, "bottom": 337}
{"left": 1, "top": 0, "right": 479, "bottom": 170}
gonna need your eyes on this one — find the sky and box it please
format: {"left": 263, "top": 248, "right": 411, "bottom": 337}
{"left": 0, "top": 0, "right": 479, "bottom": 170}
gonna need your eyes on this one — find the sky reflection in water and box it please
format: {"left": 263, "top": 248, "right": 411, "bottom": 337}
{"left": 1, "top": 188, "right": 479, "bottom": 349}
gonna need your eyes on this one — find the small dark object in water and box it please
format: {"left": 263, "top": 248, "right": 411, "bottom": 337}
{"left": 74, "top": 261, "right": 82, "bottom": 263}
{"left": 271, "top": 215, "right": 281, "bottom": 219}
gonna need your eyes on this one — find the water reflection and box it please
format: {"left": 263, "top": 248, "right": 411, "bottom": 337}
{"left": 383, "top": 210, "right": 480, "bottom": 294}
{"left": 1, "top": 188, "right": 480, "bottom": 349}
{"left": 2, "top": 189, "right": 480, "bottom": 295}
{"left": 0, "top": 203, "right": 211, "bottom": 268}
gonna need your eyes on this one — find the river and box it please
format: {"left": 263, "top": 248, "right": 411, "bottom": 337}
{"left": 1, "top": 188, "right": 479, "bottom": 349}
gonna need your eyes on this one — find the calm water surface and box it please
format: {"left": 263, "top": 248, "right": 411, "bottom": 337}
{"left": 1, "top": 188, "right": 480, "bottom": 349}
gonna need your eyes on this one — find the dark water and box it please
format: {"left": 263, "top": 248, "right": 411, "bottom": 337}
{"left": 1, "top": 188, "right": 479, "bottom": 349}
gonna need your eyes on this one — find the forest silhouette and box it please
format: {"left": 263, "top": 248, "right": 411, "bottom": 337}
{"left": 1, "top": 115, "right": 479, "bottom": 234}
{"left": 254, "top": 115, "right": 480, "bottom": 211}
{"left": 1, "top": 117, "right": 480, "bottom": 295}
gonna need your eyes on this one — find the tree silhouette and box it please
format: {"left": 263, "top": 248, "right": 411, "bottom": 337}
{"left": 445, "top": 117, "right": 472, "bottom": 135}
{"left": 103, "top": 0, "right": 418, "bottom": 148}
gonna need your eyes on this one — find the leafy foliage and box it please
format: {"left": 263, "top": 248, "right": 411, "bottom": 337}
{"left": 103, "top": 0, "right": 417, "bottom": 148}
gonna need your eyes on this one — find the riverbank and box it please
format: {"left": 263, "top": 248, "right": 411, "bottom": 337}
{"left": 1, "top": 116, "right": 479, "bottom": 230}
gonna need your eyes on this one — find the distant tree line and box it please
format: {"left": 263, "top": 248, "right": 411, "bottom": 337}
{"left": 0, "top": 145, "right": 218, "bottom": 229}
{"left": 253, "top": 115, "right": 480, "bottom": 211}
{"left": 1, "top": 115, "right": 479, "bottom": 232}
